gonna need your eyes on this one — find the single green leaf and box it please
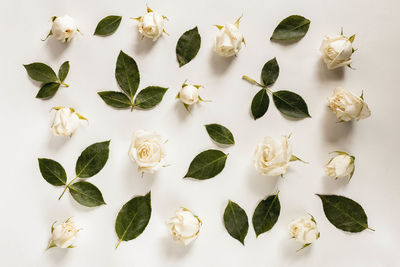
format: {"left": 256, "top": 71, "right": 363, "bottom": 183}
{"left": 94, "top": 15, "right": 122, "bottom": 36}
{"left": 36, "top": 82, "right": 60, "bottom": 99}
{"left": 58, "top": 61, "right": 70, "bottom": 82}
{"left": 69, "top": 181, "right": 106, "bottom": 207}
{"left": 133, "top": 86, "right": 168, "bottom": 109}
{"left": 75, "top": 141, "right": 110, "bottom": 178}
{"left": 23, "top": 63, "right": 58, "bottom": 83}
{"left": 205, "top": 124, "right": 235, "bottom": 145}
{"left": 251, "top": 89, "right": 270, "bottom": 120}
{"left": 115, "top": 192, "right": 152, "bottom": 247}
{"left": 176, "top": 26, "right": 201, "bottom": 67}
{"left": 184, "top": 149, "right": 228, "bottom": 180}
{"left": 261, "top": 58, "right": 279, "bottom": 86}
{"left": 98, "top": 91, "right": 132, "bottom": 108}
{"left": 270, "top": 15, "right": 311, "bottom": 42}
{"left": 223, "top": 200, "right": 249, "bottom": 245}
{"left": 38, "top": 158, "right": 67, "bottom": 186}
{"left": 252, "top": 193, "right": 280, "bottom": 237}
{"left": 272, "top": 90, "right": 310, "bottom": 119}
{"left": 317, "top": 194, "right": 373, "bottom": 233}
{"left": 115, "top": 51, "right": 140, "bottom": 99}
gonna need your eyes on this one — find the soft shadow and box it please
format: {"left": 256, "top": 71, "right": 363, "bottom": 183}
{"left": 316, "top": 58, "right": 345, "bottom": 81}
{"left": 133, "top": 34, "right": 157, "bottom": 54}
{"left": 161, "top": 236, "right": 193, "bottom": 259}
{"left": 270, "top": 39, "right": 301, "bottom": 47}
{"left": 209, "top": 52, "right": 235, "bottom": 75}
{"left": 322, "top": 108, "right": 353, "bottom": 143}
{"left": 173, "top": 101, "right": 190, "bottom": 121}
{"left": 246, "top": 163, "right": 280, "bottom": 196}
{"left": 45, "top": 38, "right": 70, "bottom": 59}
{"left": 322, "top": 175, "right": 348, "bottom": 192}
{"left": 45, "top": 246, "right": 69, "bottom": 262}
{"left": 124, "top": 160, "right": 157, "bottom": 193}
{"left": 280, "top": 236, "right": 312, "bottom": 261}
{"left": 47, "top": 132, "right": 69, "bottom": 151}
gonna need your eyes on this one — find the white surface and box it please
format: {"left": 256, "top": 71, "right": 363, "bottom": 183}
{"left": 1, "top": 0, "right": 399, "bottom": 266}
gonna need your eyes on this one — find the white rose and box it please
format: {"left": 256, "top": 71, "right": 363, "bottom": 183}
{"left": 128, "top": 130, "right": 166, "bottom": 173}
{"left": 289, "top": 215, "right": 320, "bottom": 245}
{"left": 325, "top": 152, "right": 355, "bottom": 179}
{"left": 328, "top": 87, "right": 371, "bottom": 121}
{"left": 137, "top": 11, "right": 166, "bottom": 41}
{"left": 178, "top": 84, "right": 200, "bottom": 105}
{"left": 253, "top": 135, "right": 292, "bottom": 176}
{"left": 50, "top": 218, "right": 79, "bottom": 248}
{"left": 52, "top": 107, "right": 85, "bottom": 137}
{"left": 320, "top": 34, "right": 354, "bottom": 70}
{"left": 51, "top": 15, "right": 78, "bottom": 43}
{"left": 167, "top": 207, "right": 202, "bottom": 245}
{"left": 214, "top": 23, "right": 245, "bottom": 57}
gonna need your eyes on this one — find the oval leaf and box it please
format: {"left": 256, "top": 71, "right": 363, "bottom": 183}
{"left": 94, "top": 15, "right": 122, "bottom": 36}
{"left": 58, "top": 61, "right": 70, "bottom": 82}
{"left": 224, "top": 200, "right": 249, "bottom": 245}
{"left": 115, "top": 192, "right": 152, "bottom": 247}
{"left": 252, "top": 193, "right": 280, "bottom": 237}
{"left": 176, "top": 26, "right": 201, "bottom": 67}
{"left": 184, "top": 149, "right": 228, "bottom": 180}
{"left": 23, "top": 63, "right": 58, "bottom": 83}
{"left": 317, "top": 194, "right": 372, "bottom": 233}
{"left": 205, "top": 124, "right": 235, "bottom": 145}
{"left": 133, "top": 86, "right": 168, "bottom": 109}
{"left": 36, "top": 82, "right": 60, "bottom": 99}
{"left": 69, "top": 181, "right": 105, "bottom": 207}
{"left": 272, "top": 90, "right": 310, "bottom": 119}
{"left": 75, "top": 141, "right": 110, "bottom": 178}
{"left": 270, "top": 15, "right": 311, "bottom": 42}
{"left": 38, "top": 158, "right": 67, "bottom": 186}
{"left": 115, "top": 51, "right": 140, "bottom": 99}
{"left": 251, "top": 89, "right": 270, "bottom": 120}
{"left": 261, "top": 57, "right": 279, "bottom": 86}
{"left": 98, "top": 91, "right": 132, "bottom": 109}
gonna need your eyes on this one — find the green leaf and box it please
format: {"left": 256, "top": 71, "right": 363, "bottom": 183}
{"left": 176, "top": 26, "right": 201, "bottom": 67}
{"left": 272, "top": 90, "right": 310, "bottom": 119}
{"left": 184, "top": 149, "right": 228, "bottom": 180}
{"left": 115, "top": 192, "right": 152, "bottom": 247}
{"left": 252, "top": 193, "right": 280, "bottom": 237}
{"left": 58, "top": 61, "right": 70, "bottom": 82}
{"left": 261, "top": 58, "right": 279, "bottom": 86}
{"left": 270, "top": 15, "right": 311, "bottom": 42}
{"left": 36, "top": 82, "right": 60, "bottom": 99}
{"left": 205, "top": 124, "right": 235, "bottom": 145}
{"left": 38, "top": 158, "right": 67, "bottom": 186}
{"left": 98, "top": 91, "right": 132, "bottom": 108}
{"left": 94, "top": 15, "right": 122, "bottom": 36}
{"left": 23, "top": 63, "right": 59, "bottom": 83}
{"left": 69, "top": 181, "right": 106, "bottom": 207}
{"left": 251, "top": 89, "right": 270, "bottom": 120}
{"left": 75, "top": 141, "right": 110, "bottom": 178}
{"left": 317, "top": 194, "right": 373, "bottom": 233}
{"left": 115, "top": 51, "right": 140, "bottom": 99}
{"left": 223, "top": 200, "right": 249, "bottom": 245}
{"left": 133, "top": 86, "right": 168, "bottom": 109}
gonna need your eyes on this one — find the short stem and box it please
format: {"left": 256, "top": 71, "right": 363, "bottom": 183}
{"left": 61, "top": 82, "right": 69, "bottom": 87}
{"left": 115, "top": 239, "right": 122, "bottom": 249}
{"left": 242, "top": 75, "right": 264, "bottom": 87}
{"left": 58, "top": 176, "right": 78, "bottom": 200}
{"left": 367, "top": 226, "right": 375, "bottom": 232}
{"left": 130, "top": 105, "right": 134, "bottom": 112}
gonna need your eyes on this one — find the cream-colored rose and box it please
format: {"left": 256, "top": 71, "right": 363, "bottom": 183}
{"left": 178, "top": 84, "right": 200, "bottom": 105}
{"left": 52, "top": 107, "right": 86, "bottom": 137}
{"left": 328, "top": 87, "right": 371, "bottom": 121}
{"left": 214, "top": 22, "right": 245, "bottom": 57}
{"left": 167, "top": 207, "right": 202, "bottom": 245}
{"left": 51, "top": 15, "right": 78, "bottom": 43}
{"left": 137, "top": 9, "right": 166, "bottom": 41}
{"left": 289, "top": 215, "right": 320, "bottom": 245}
{"left": 128, "top": 130, "right": 166, "bottom": 173}
{"left": 50, "top": 218, "right": 79, "bottom": 248}
{"left": 253, "top": 135, "right": 292, "bottom": 176}
{"left": 325, "top": 152, "right": 355, "bottom": 179}
{"left": 320, "top": 34, "right": 354, "bottom": 69}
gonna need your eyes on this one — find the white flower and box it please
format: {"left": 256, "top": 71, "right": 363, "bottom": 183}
{"left": 128, "top": 130, "right": 166, "bottom": 174}
{"left": 50, "top": 218, "right": 79, "bottom": 248}
{"left": 327, "top": 87, "right": 371, "bottom": 122}
{"left": 51, "top": 107, "right": 86, "bottom": 137}
{"left": 253, "top": 135, "right": 292, "bottom": 176}
{"left": 50, "top": 15, "right": 78, "bottom": 43}
{"left": 177, "top": 82, "right": 203, "bottom": 106}
{"left": 167, "top": 207, "right": 202, "bottom": 245}
{"left": 325, "top": 151, "right": 355, "bottom": 179}
{"left": 214, "top": 17, "right": 245, "bottom": 57}
{"left": 320, "top": 34, "right": 354, "bottom": 70}
{"left": 289, "top": 215, "right": 320, "bottom": 247}
{"left": 136, "top": 7, "right": 166, "bottom": 41}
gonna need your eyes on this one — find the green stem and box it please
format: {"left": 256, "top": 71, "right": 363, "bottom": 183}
{"left": 242, "top": 75, "right": 274, "bottom": 94}
{"left": 58, "top": 176, "right": 78, "bottom": 200}
{"left": 61, "top": 82, "right": 69, "bottom": 87}
{"left": 115, "top": 239, "right": 122, "bottom": 249}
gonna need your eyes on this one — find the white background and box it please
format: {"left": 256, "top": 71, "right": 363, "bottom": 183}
{"left": 1, "top": 0, "right": 399, "bottom": 266}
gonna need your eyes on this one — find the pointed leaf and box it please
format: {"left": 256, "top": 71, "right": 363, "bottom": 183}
{"left": 98, "top": 91, "right": 132, "bottom": 108}
{"left": 205, "top": 123, "right": 235, "bottom": 145}
{"left": 38, "top": 158, "right": 67, "bottom": 186}
{"left": 176, "top": 26, "right": 201, "bottom": 67}
{"left": 133, "top": 86, "right": 168, "bottom": 109}
{"left": 252, "top": 193, "right": 280, "bottom": 237}
{"left": 115, "top": 51, "right": 140, "bottom": 99}
{"left": 272, "top": 90, "right": 310, "bottom": 119}
{"left": 75, "top": 141, "right": 110, "bottom": 178}
{"left": 58, "top": 61, "right": 70, "bottom": 82}
{"left": 270, "top": 15, "right": 311, "bottom": 42}
{"left": 184, "top": 149, "right": 228, "bottom": 180}
{"left": 69, "top": 181, "right": 105, "bottom": 207}
{"left": 223, "top": 200, "right": 249, "bottom": 245}
{"left": 251, "top": 89, "right": 269, "bottom": 120}
{"left": 36, "top": 82, "right": 60, "bottom": 99}
{"left": 94, "top": 15, "right": 122, "bottom": 36}
{"left": 261, "top": 58, "right": 279, "bottom": 86}
{"left": 23, "top": 63, "right": 58, "bottom": 83}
